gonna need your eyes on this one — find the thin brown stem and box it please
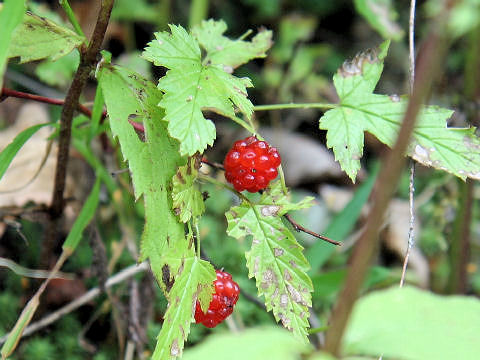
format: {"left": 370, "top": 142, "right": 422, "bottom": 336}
{"left": 324, "top": 8, "right": 452, "bottom": 355}
{"left": 0, "top": 87, "right": 107, "bottom": 120}
{"left": 284, "top": 214, "right": 340, "bottom": 246}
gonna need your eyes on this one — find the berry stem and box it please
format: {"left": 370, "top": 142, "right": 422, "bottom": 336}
{"left": 284, "top": 214, "right": 341, "bottom": 246}
{"left": 254, "top": 103, "right": 337, "bottom": 112}
{"left": 194, "top": 219, "right": 201, "bottom": 258}
{"left": 228, "top": 115, "right": 257, "bottom": 135}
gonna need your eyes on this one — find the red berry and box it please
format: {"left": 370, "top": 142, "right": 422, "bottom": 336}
{"left": 224, "top": 136, "right": 281, "bottom": 192}
{"left": 194, "top": 270, "right": 240, "bottom": 328}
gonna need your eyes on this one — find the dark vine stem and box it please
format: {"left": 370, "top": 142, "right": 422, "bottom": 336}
{"left": 323, "top": 3, "right": 455, "bottom": 354}
{"left": 0, "top": 87, "right": 107, "bottom": 120}
{"left": 284, "top": 214, "right": 340, "bottom": 246}
{"left": 42, "top": 0, "right": 115, "bottom": 265}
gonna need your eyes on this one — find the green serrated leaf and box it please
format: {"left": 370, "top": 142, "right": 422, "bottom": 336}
{"left": 226, "top": 185, "right": 313, "bottom": 343}
{"left": 259, "top": 180, "right": 315, "bottom": 215}
{"left": 192, "top": 19, "right": 273, "bottom": 69}
{"left": 320, "top": 40, "right": 480, "bottom": 181}
{"left": 0, "top": 0, "right": 26, "bottom": 89}
{"left": 353, "top": 0, "right": 403, "bottom": 40}
{"left": 99, "top": 65, "right": 188, "bottom": 292}
{"left": 142, "top": 22, "right": 267, "bottom": 156}
{"left": 8, "top": 11, "right": 85, "bottom": 63}
{"left": 172, "top": 157, "right": 205, "bottom": 223}
{"left": 152, "top": 257, "right": 215, "bottom": 360}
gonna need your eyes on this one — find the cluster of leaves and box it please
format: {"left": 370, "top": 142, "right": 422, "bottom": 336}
{"left": 99, "top": 19, "right": 319, "bottom": 358}
{"left": 2, "top": 1, "right": 480, "bottom": 359}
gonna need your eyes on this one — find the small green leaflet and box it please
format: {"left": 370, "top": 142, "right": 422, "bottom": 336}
{"left": 226, "top": 181, "right": 314, "bottom": 343}
{"left": 319, "top": 40, "right": 480, "bottom": 182}
{"left": 172, "top": 157, "right": 205, "bottom": 223}
{"left": 192, "top": 19, "right": 272, "bottom": 69}
{"left": 8, "top": 11, "right": 85, "bottom": 63}
{"left": 142, "top": 21, "right": 272, "bottom": 156}
{"left": 99, "top": 65, "right": 188, "bottom": 293}
{"left": 152, "top": 256, "right": 215, "bottom": 360}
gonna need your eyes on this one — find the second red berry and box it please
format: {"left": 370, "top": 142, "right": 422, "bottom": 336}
{"left": 194, "top": 270, "right": 240, "bottom": 328}
{"left": 224, "top": 136, "right": 281, "bottom": 193}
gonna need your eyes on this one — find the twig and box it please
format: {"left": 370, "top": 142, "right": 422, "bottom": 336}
{"left": 400, "top": 0, "right": 418, "bottom": 288}
{"left": 324, "top": 4, "right": 452, "bottom": 354}
{"left": 0, "top": 87, "right": 107, "bottom": 121}
{"left": 253, "top": 103, "right": 336, "bottom": 111}
{"left": 284, "top": 214, "right": 341, "bottom": 246}
{"left": 0, "top": 262, "right": 149, "bottom": 345}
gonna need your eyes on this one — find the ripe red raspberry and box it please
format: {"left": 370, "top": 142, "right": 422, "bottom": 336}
{"left": 194, "top": 270, "right": 240, "bottom": 328}
{"left": 224, "top": 136, "right": 281, "bottom": 193}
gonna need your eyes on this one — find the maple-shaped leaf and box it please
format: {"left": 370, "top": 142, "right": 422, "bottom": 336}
{"left": 142, "top": 22, "right": 272, "bottom": 156}
{"left": 320, "top": 40, "right": 480, "bottom": 182}
{"left": 226, "top": 181, "right": 314, "bottom": 343}
{"left": 192, "top": 19, "right": 273, "bottom": 69}
{"left": 172, "top": 156, "right": 205, "bottom": 223}
{"left": 152, "top": 256, "right": 215, "bottom": 360}
{"left": 99, "top": 65, "right": 189, "bottom": 292}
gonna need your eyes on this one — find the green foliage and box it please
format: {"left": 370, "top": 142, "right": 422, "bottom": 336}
{"left": 35, "top": 50, "right": 79, "bottom": 88}
{"left": 182, "top": 327, "right": 309, "bottom": 360}
{"left": 172, "top": 157, "right": 205, "bottom": 223}
{"left": 100, "top": 64, "right": 187, "bottom": 289}
{"left": 8, "top": 11, "right": 85, "bottom": 63}
{"left": 0, "top": 0, "right": 25, "bottom": 89}
{"left": 142, "top": 21, "right": 272, "bottom": 156}
{"left": 152, "top": 257, "right": 215, "bottom": 360}
{"left": 353, "top": 0, "right": 403, "bottom": 40}
{"left": 0, "top": 123, "right": 51, "bottom": 183}
{"left": 320, "top": 40, "right": 480, "bottom": 182}
{"left": 22, "top": 338, "right": 56, "bottom": 360}
{"left": 226, "top": 181, "right": 314, "bottom": 342}
{"left": 62, "top": 178, "right": 101, "bottom": 253}
{"left": 0, "top": 294, "right": 20, "bottom": 329}
{"left": 343, "top": 286, "right": 480, "bottom": 359}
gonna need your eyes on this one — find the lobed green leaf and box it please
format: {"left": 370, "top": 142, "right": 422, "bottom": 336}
{"left": 142, "top": 21, "right": 271, "bottom": 156}
{"left": 320, "top": 40, "right": 480, "bottom": 182}
{"left": 226, "top": 182, "right": 314, "bottom": 343}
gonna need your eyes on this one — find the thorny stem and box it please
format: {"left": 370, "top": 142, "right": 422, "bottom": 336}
{"left": 0, "top": 87, "right": 107, "bottom": 120}
{"left": 59, "top": 0, "right": 86, "bottom": 38}
{"left": 324, "top": 6, "right": 452, "bottom": 355}
{"left": 284, "top": 214, "right": 340, "bottom": 246}
{"left": 254, "top": 103, "right": 337, "bottom": 112}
